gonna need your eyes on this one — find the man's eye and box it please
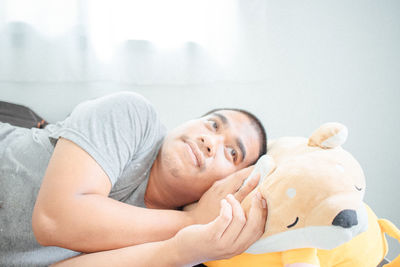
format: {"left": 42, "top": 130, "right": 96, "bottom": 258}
{"left": 228, "top": 147, "right": 237, "bottom": 161}
{"left": 208, "top": 120, "right": 218, "bottom": 130}
{"left": 212, "top": 121, "right": 218, "bottom": 129}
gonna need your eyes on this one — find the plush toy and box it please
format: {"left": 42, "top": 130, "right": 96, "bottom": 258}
{"left": 205, "top": 122, "right": 400, "bottom": 267}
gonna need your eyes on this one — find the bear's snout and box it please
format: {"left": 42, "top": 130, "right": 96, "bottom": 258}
{"left": 332, "top": 209, "right": 358, "bottom": 228}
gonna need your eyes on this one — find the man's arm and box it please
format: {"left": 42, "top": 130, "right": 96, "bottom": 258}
{"left": 32, "top": 138, "right": 193, "bottom": 252}
{"left": 52, "top": 193, "right": 267, "bottom": 267}
{"left": 33, "top": 138, "right": 259, "bottom": 253}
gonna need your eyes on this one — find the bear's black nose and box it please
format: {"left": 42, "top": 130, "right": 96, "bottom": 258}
{"left": 332, "top": 209, "right": 358, "bottom": 228}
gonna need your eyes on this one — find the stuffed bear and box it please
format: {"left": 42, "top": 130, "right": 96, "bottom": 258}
{"left": 205, "top": 122, "right": 400, "bottom": 267}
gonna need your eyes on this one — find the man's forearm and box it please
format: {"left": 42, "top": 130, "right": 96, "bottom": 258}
{"left": 52, "top": 238, "right": 188, "bottom": 267}
{"left": 52, "top": 193, "right": 267, "bottom": 267}
{"left": 33, "top": 193, "right": 193, "bottom": 253}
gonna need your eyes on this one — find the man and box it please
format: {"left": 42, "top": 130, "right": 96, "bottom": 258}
{"left": 0, "top": 91, "right": 267, "bottom": 266}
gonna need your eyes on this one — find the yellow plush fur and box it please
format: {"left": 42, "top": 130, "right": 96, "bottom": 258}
{"left": 206, "top": 205, "right": 400, "bottom": 267}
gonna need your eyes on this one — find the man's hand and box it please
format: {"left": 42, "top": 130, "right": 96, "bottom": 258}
{"left": 187, "top": 165, "right": 260, "bottom": 225}
{"left": 173, "top": 193, "right": 267, "bottom": 266}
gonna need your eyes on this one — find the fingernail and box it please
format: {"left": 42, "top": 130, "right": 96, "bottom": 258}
{"left": 227, "top": 194, "right": 234, "bottom": 200}
{"left": 262, "top": 199, "right": 267, "bottom": 209}
{"left": 256, "top": 191, "right": 262, "bottom": 200}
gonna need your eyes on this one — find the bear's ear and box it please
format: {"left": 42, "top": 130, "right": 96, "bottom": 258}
{"left": 308, "top": 122, "right": 348, "bottom": 149}
{"left": 243, "top": 155, "right": 276, "bottom": 187}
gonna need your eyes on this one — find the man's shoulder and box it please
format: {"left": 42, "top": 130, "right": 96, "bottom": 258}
{"left": 99, "top": 91, "right": 154, "bottom": 110}
{"left": 104, "top": 91, "right": 166, "bottom": 139}
{"left": 89, "top": 91, "right": 159, "bottom": 123}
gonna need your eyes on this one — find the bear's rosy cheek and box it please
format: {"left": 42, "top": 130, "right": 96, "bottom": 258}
{"left": 286, "top": 188, "right": 296, "bottom": 198}
{"left": 336, "top": 164, "right": 345, "bottom": 172}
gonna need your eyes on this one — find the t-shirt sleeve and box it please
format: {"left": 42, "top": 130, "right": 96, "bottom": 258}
{"left": 49, "top": 91, "right": 162, "bottom": 186}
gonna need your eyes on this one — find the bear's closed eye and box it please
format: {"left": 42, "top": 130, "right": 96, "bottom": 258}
{"left": 287, "top": 217, "right": 299, "bottom": 228}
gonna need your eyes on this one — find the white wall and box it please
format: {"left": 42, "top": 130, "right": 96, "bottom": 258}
{"left": 1, "top": 0, "right": 399, "bottom": 261}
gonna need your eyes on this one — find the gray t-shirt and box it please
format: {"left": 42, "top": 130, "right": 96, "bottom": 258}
{"left": 0, "top": 92, "right": 166, "bottom": 266}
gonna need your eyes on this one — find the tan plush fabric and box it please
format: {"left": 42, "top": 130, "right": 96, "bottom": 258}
{"left": 206, "top": 122, "right": 396, "bottom": 267}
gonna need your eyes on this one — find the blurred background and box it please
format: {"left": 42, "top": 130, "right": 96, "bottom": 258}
{"left": 1, "top": 0, "right": 399, "bottom": 260}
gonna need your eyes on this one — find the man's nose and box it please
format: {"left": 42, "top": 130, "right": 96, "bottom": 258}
{"left": 200, "top": 135, "right": 222, "bottom": 157}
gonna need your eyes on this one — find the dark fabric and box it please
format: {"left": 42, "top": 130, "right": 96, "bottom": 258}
{"left": 0, "top": 101, "right": 48, "bottom": 128}
{"left": 377, "top": 258, "right": 390, "bottom": 267}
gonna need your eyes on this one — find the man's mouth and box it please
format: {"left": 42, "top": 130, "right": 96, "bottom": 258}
{"left": 184, "top": 140, "right": 204, "bottom": 168}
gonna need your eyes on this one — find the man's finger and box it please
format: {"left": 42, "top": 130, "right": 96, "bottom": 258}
{"left": 207, "top": 199, "right": 233, "bottom": 239}
{"left": 234, "top": 173, "right": 260, "bottom": 202}
{"left": 220, "top": 194, "right": 247, "bottom": 243}
{"left": 234, "top": 192, "right": 267, "bottom": 245}
{"left": 219, "top": 165, "right": 255, "bottom": 192}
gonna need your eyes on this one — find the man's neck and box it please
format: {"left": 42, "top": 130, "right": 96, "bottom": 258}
{"left": 144, "top": 157, "right": 189, "bottom": 209}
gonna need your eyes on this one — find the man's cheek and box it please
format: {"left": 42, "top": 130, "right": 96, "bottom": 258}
{"left": 212, "top": 164, "right": 236, "bottom": 180}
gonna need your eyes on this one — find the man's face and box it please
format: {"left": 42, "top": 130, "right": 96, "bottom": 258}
{"left": 158, "top": 110, "right": 261, "bottom": 199}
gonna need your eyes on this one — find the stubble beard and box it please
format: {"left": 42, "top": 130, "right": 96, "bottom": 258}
{"left": 162, "top": 149, "right": 182, "bottom": 180}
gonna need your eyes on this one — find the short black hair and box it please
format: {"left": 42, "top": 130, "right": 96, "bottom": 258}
{"left": 202, "top": 108, "right": 267, "bottom": 165}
